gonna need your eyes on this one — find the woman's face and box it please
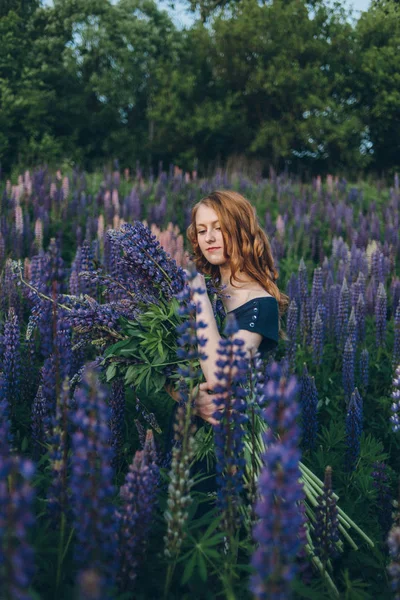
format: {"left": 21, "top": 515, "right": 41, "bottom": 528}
{"left": 195, "top": 204, "right": 227, "bottom": 265}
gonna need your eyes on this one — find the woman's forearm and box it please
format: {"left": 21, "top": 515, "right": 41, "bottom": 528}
{"left": 193, "top": 290, "right": 222, "bottom": 385}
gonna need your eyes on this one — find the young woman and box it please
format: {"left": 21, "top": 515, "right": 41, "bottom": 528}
{"left": 165, "top": 189, "right": 288, "bottom": 423}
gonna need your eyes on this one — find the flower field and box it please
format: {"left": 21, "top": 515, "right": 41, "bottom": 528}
{"left": 0, "top": 165, "right": 399, "bottom": 599}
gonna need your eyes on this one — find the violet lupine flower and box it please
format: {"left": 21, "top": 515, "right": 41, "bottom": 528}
{"left": 70, "top": 367, "right": 119, "bottom": 596}
{"left": 212, "top": 314, "right": 249, "bottom": 538}
{"left": 313, "top": 466, "right": 339, "bottom": 566}
{"left": 0, "top": 376, "right": 13, "bottom": 455}
{"left": 375, "top": 282, "right": 387, "bottom": 347}
{"left": 107, "top": 222, "right": 186, "bottom": 301}
{"left": 355, "top": 293, "right": 366, "bottom": 344}
{"left": 164, "top": 272, "right": 206, "bottom": 559}
{"left": 286, "top": 300, "right": 298, "bottom": 372}
{"left": 108, "top": 378, "right": 126, "bottom": 469}
{"left": 299, "top": 364, "right": 318, "bottom": 450}
{"left": 391, "top": 277, "right": 400, "bottom": 318}
{"left": 393, "top": 304, "right": 400, "bottom": 367}
{"left": 311, "top": 267, "right": 324, "bottom": 323}
{"left": 347, "top": 307, "right": 357, "bottom": 348}
{"left": 359, "top": 348, "right": 369, "bottom": 392}
{"left": 31, "top": 385, "right": 51, "bottom": 459}
{"left": 286, "top": 273, "right": 299, "bottom": 305}
{"left": 388, "top": 526, "right": 400, "bottom": 600}
{"left": 390, "top": 365, "right": 400, "bottom": 433}
{"left": 371, "top": 461, "right": 392, "bottom": 538}
{"left": 336, "top": 278, "right": 350, "bottom": 347}
{"left": 345, "top": 388, "right": 363, "bottom": 472}
{"left": 343, "top": 337, "right": 355, "bottom": 403}
{"left": 312, "top": 307, "right": 324, "bottom": 366}
{"left": 79, "top": 240, "right": 97, "bottom": 296}
{"left": 0, "top": 456, "right": 36, "bottom": 600}
{"left": 250, "top": 363, "right": 306, "bottom": 600}
{"left": 328, "top": 283, "right": 341, "bottom": 337}
{"left": 2, "top": 306, "right": 20, "bottom": 412}
{"left": 116, "top": 430, "right": 159, "bottom": 592}
{"left": 47, "top": 378, "right": 74, "bottom": 522}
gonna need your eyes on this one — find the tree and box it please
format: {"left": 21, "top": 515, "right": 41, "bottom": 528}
{"left": 354, "top": 0, "right": 400, "bottom": 173}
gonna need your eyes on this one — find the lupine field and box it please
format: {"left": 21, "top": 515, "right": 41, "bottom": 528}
{"left": 1, "top": 164, "right": 400, "bottom": 599}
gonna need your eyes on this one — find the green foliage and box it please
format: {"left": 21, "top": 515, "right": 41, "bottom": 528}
{"left": 1, "top": 0, "right": 399, "bottom": 175}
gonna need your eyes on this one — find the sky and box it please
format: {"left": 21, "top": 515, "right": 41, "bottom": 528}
{"left": 43, "top": 0, "right": 372, "bottom": 29}
{"left": 159, "top": 0, "right": 371, "bottom": 29}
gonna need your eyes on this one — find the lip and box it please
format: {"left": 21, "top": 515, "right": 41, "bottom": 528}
{"left": 207, "top": 247, "right": 221, "bottom": 252}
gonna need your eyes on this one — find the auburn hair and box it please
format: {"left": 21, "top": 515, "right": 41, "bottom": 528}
{"left": 186, "top": 190, "right": 289, "bottom": 338}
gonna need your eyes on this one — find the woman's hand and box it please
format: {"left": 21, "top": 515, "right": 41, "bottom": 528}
{"left": 192, "top": 381, "right": 226, "bottom": 426}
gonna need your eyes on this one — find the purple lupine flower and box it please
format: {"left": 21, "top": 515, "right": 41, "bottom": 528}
{"left": 0, "top": 455, "right": 36, "bottom": 600}
{"left": 393, "top": 304, "right": 400, "bottom": 367}
{"left": 212, "top": 314, "right": 249, "bottom": 539}
{"left": 311, "top": 267, "right": 324, "bottom": 323}
{"left": 298, "top": 260, "right": 311, "bottom": 345}
{"left": 390, "top": 365, "right": 400, "bottom": 433}
{"left": 31, "top": 385, "right": 51, "bottom": 459}
{"left": 286, "top": 273, "right": 299, "bottom": 305}
{"left": 391, "top": 277, "right": 400, "bottom": 318}
{"left": 0, "top": 376, "right": 13, "bottom": 455}
{"left": 2, "top": 306, "right": 20, "bottom": 413}
{"left": 345, "top": 388, "right": 363, "bottom": 471}
{"left": 336, "top": 278, "right": 350, "bottom": 347}
{"left": 355, "top": 293, "right": 366, "bottom": 344}
{"left": 286, "top": 300, "right": 298, "bottom": 372}
{"left": 328, "top": 283, "right": 341, "bottom": 337}
{"left": 313, "top": 466, "right": 339, "bottom": 567}
{"left": 343, "top": 337, "right": 355, "bottom": 403}
{"left": 312, "top": 307, "right": 324, "bottom": 366}
{"left": 388, "top": 526, "right": 400, "bottom": 599}
{"left": 375, "top": 282, "right": 387, "bottom": 347}
{"left": 250, "top": 362, "right": 306, "bottom": 600}
{"left": 108, "top": 378, "right": 126, "bottom": 469}
{"left": 371, "top": 462, "right": 393, "bottom": 538}
{"left": 164, "top": 271, "right": 207, "bottom": 559}
{"left": 347, "top": 307, "right": 357, "bottom": 348}
{"left": 79, "top": 240, "right": 97, "bottom": 296}
{"left": 299, "top": 364, "right": 318, "bottom": 450}
{"left": 359, "top": 348, "right": 369, "bottom": 392}
{"left": 69, "top": 367, "right": 119, "bottom": 596}
{"left": 47, "top": 378, "right": 74, "bottom": 521}
{"left": 116, "top": 430, "right": 159, "bottom": 592}
{"left": 107, "top": 222, "right": 186, "bottom": 301}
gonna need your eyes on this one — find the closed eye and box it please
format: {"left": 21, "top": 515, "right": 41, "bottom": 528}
{"left": 198, "top": 227, "right": 221, "bottom": 234}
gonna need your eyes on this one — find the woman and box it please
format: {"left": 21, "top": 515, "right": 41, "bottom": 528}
{"left": 165, "top": 189, "right": 288, "bottom": 424}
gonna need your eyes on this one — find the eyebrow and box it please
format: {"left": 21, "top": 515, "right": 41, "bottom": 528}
{"left": 196, "top": 220, "right": 220, "bottom": 228}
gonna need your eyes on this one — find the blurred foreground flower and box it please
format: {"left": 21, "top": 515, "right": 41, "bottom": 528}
{"left": 250, "top": 363, "right": 305, "bottom": 600}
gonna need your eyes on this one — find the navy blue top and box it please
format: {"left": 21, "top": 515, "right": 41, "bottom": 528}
{"left": 223, "top": 296, "right": 279, "bottom": 357}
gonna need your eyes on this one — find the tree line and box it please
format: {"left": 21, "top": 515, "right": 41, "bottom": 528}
{"left": 0, "top": 0, "right": 399, "bottom": 177}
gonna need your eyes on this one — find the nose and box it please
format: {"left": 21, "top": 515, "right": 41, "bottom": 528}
{"left": 205, "top": 230, "right": 216, "bottom": 243}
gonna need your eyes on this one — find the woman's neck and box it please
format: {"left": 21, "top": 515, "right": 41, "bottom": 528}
{"left": 219, "top": 264, "right": 256, "bottom": 290}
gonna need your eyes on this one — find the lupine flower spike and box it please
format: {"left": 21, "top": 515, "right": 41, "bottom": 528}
{"left": 212, "top": 313, "right": 249, "bottom": 546}
{"left": 70, "top": 367, "right": 119, "bottom": 597}
{"left": 390, "top": 365, "right": 400, "bottom": 433}
{"left": 250, "top": 363, "right": 306, "bottom": 600}
{"left": 345, "top": 388, "right": 363, "bottom": 472}
{"left": 313, "top": 466, "right": 340, "bottom": 570}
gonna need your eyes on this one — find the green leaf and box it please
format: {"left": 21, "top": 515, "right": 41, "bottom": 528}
{"left": 197, "top": 553, "right": 207, "bottom": 581}
{"left": 106, "top": 363, "right": 117, "bottom": 382}
{"left": 181, "top": 552, "right": 197, "bottom": 585}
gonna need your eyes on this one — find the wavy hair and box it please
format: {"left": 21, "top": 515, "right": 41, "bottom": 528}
{"left": 186, "top": 190, "right": 289, "bottom": 337}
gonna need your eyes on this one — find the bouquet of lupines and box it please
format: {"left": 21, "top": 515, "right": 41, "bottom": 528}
{"left": 12, "top": 221, "right": 227, "bottom": 399}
